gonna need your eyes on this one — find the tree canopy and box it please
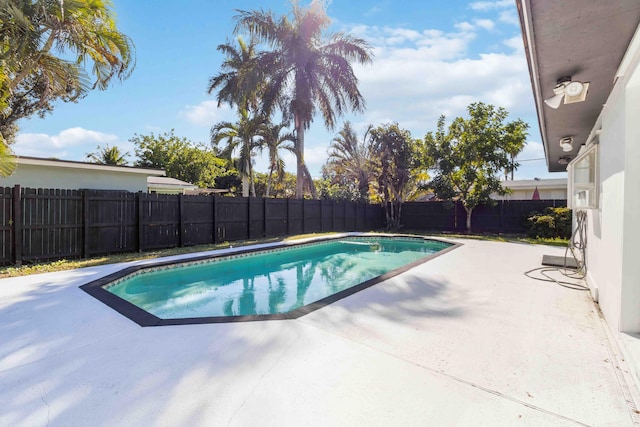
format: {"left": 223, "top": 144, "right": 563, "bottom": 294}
{"left": 369, "top": 123, "right": 414, "bottom": 230}
{"left": 323, "top": 121, "right": 373, "bottom": 202}
{"left": 0, "top": 0, "right": 135, "bottom": 144}
{"left": 132, "top": 130, "right": 226, "bottom": 189}
{"left": 231, "top": 0, "right": 373, "bottom": 199}
{"left": 423, "top": 102, "right": 529, "bottom": 232}
{"left": 86, "top": 145, "right": 129, "bottom": 166}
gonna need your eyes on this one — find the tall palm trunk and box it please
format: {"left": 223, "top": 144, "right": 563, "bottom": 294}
{"left": 294, "top": 118, "right": 317, "bottom": 199}
{"left": 266, "top": 168, "right": 274, "bottom": 197}
{"left": 295, "top": 120, "right": 305, "bottom": 199}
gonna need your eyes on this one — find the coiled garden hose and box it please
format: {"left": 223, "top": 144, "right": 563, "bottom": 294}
{"left": 524, "top": 210, "right": 589, "bottom": 291}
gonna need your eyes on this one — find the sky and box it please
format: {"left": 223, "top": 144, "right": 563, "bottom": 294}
{"left": 11, "top": 0, "right": 564, "bottom": 181}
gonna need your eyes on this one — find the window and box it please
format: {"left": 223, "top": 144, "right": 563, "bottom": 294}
{"left": 568, "top": 144, "right": 598, "bottom": 209}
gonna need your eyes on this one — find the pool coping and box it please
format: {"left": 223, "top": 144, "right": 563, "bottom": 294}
{"left": 80, "top": 233, "right": 462, "bottom": 326}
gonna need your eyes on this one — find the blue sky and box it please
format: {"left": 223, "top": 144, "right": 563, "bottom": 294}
{"left": 12, "top": 0, "right": 562, "bottom": 181}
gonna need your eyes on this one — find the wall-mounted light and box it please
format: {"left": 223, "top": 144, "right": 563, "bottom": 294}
{"left": 558, "top": 156, "right": 572, "bottom": 165}
{"left": 559, "top": 136, "right": 574, "bottom": 152}
{"left": 544, "top": 76, "right": 590, "bottom": 109}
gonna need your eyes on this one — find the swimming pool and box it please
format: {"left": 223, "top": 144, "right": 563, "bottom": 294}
{"left": 81, "top": 235, "right": 459, "bottom": 326}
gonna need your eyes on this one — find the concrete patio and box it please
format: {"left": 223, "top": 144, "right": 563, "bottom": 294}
{"left": 0, "top": 237, "right": 638, "bottom": 426}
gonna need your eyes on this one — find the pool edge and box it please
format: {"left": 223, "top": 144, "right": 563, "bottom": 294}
{"left": 80, "top": 233, "right": 462, "bottom": 327}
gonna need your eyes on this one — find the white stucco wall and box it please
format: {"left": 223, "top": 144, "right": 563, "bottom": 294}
{"left": 582, "top": 35, "right": 640, "bottom": 333}
{"left": 0, "top": 163, "right": 154, "bottom": 192}
{"left": 620, "top": 62, "right": 640, "bottom": 332}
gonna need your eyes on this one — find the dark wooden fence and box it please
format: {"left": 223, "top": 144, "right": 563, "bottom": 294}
{"left": 0, "top": 186, "right": 384, "bottom": 266}
{"left": 401, "top": 200, "right": 567, "bottom": 233}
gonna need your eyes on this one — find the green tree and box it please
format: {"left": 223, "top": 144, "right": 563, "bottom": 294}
{"left": 369, "top": 123, "right": 413, "bottom": 230}
{"left": 211, "top": 107, "right": 267, "bottom": 197}
{"left": 0, "top": 0, "right": 135, "bottom": 143}
{"left": 132, "top": 130, "right": 226, "bottom": 189}
{"left": 424, "top": 102, "right": 530, "bottom": 232}
{"left": 234, "top": 1, "right": 373, "bottom": 199}
{"left": 86, "top": 145, "right": 129, "bottom": 165}
{"left": 324, "top": 121, "right": 373, "bottom": 202}
{"left": 207, "top": 36, "right": 262, "bottom": 111}
{"left": 0, "top": 140, "right": 15, "bottom": 177}
{"left": 259, "top": 122, "right": 294, "bottom": 197}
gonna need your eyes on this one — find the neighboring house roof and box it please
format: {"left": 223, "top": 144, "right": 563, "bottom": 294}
{"left": 501, "top": 178, "right": 567, "bottom": 191}
{"left": 516, "top": 0, "right": 640, "bottom": 171}
{"left": 147, "top": 176, "right": 198, "bottom": 191}
{"left": 16, "top": 156, "right": 165, "bottom": 176}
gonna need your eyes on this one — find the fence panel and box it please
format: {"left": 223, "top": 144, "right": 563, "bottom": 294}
{"left": 401, "top": 200, "right": 567, "bottom": 233}
{"left": 468, "top": 200, "right": 567, "bottom": 233}
{"left": 141, "top": 193, "right": 179, "bottom": 250}
{"left": 321, "top": 200, "right": 333, "bottom": 231}
{"left": 20, "top": 188, "right": 83, "bottom": 262}
{"left": 344, "top": 202, "right": 357, "bottom": 231}
{"left": 288, "top": 199, "right": 303, "bottom": 235}
{"left": 249, "top": 197, "right": 265, "bottom": 239}
{"left": 182, "top": 195, "right": 214, "bottom": 246}
{"left": 86, "top": 191, "right": 137, "bottom": 256}
{"left": 265, "top": 198, "right": 287, "bottom": 237}
{"left": 0, "top": 186, "right": 391, "bottom": 265}
{"left": 355, "top": 203, "right": 366, "bottom": 231}
{"left": 216, "top": 197, "right": 249, "bottom": 242}
{"left": 0, "top": 187, "right": 13, "bottom": 265}
{"left": 332, "top": 201, "right": 346, "bottom": 232}
{"left": 303, "top": 199, "right": 322, "bottom": 234}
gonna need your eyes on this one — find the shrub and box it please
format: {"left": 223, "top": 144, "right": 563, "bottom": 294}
{"left": 526, "top": 207, "right": 572, "bottom": 239}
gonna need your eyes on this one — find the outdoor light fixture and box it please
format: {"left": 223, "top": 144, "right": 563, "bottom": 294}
{"left": 558, "top": 156, "right": 572, "bottom": 165}
{"left": 560, "top": 136, "right": 574, "bottom": 152}
{"left": 544, "top": 76, "right": 590, "bottom": 109}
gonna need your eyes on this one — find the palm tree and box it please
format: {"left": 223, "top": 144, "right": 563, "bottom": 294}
{"left": 86, "top": 145, "right": 129, "bottom": 166}
{"left": 207, "top": 36, "right": 262, "bottom": 110}
{"left": 1, "top": 0, "right": 135, "bottom": 143}
{"left": 234, "top": 1, "right": 373, "bottom": 199}
{"left": 325, "top": 121, "right": 373, "bottom": 202}
{"left": 259, "top": 122, "right": 294, "bottom": 197}
{"left": 211, "top": 107, "right": 266, "bottom": 197}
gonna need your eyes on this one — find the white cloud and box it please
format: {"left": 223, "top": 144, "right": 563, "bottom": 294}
{"left": 345, "top": 24, "right": 533, "bottom": 139}
{"left": 474, "top": 19, "right": 495, "bottom": 31}
{"left": 179, "top": 100, "right": 234, "bottom": 126}
{"left": 455, "top": 21, "right": 475, "bottom": 32}
{"left": 499, "top": 9, "right": 520, "bottom": 26}
{"left": 469, "top": 0, "right": 513, "bottom": 11}
{"left": 14, "top": 128, "right": 124, "bottom": 159}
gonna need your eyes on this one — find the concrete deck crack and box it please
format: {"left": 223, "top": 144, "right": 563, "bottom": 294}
{"left": 40, "top": 385, "right": 50, "bottom": 427}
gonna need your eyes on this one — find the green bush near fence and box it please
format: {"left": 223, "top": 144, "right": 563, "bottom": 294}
{"left": 526, "top": 207, "right": 571, "bottom": 239}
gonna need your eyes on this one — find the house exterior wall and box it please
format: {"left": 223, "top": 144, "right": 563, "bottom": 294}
{"left": 1, "top": 163, "right": 151, "bottom": 192}
{"left": 580, "top": 33, "right": 640, "bottom": 333}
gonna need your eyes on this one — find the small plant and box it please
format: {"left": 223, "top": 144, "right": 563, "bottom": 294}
{"left": 526, "top": 207, "right": 571, "bottom": 239}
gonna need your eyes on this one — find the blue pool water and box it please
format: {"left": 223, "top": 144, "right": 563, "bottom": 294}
{"left": 105, "top": 237, "right": 451, "bottom": 319}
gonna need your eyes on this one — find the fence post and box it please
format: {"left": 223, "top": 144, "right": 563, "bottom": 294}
{"left": 286, "top": 198, "right": 291, "bottom": 235}
{"left": 178, "top": 194, "right": 184, "bottom": 247}
{"left": 302, "top": 199, "right": 306, "bottom": 234}
{"left": 212, "top": 196, "right": 217, "bottom": 244}
{"left": 12, "top": 185, "right": 22, "bottom": 265}
{"left": 137, "top": 192, "right": 144, "bottom": 252}
{"left": 263, "top": 198, "right": 268, "bottom": 237}
{"left": 247, "top": 197, "right": 251, "bottom": 240}
{"left": 82, "top": 190, "right": 89, "bottom": 258}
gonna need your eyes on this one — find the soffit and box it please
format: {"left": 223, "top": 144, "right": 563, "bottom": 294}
{"left": 518, "top": 0, "right": 640, "bottom": 171}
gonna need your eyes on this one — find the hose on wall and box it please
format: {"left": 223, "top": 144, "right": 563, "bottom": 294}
{"left": 524, "top": 210, "right": 589, "bottom": 291}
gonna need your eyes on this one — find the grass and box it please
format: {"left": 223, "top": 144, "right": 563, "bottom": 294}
{"left": 0, "top": 230, "right": 568, "bottom": 278}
